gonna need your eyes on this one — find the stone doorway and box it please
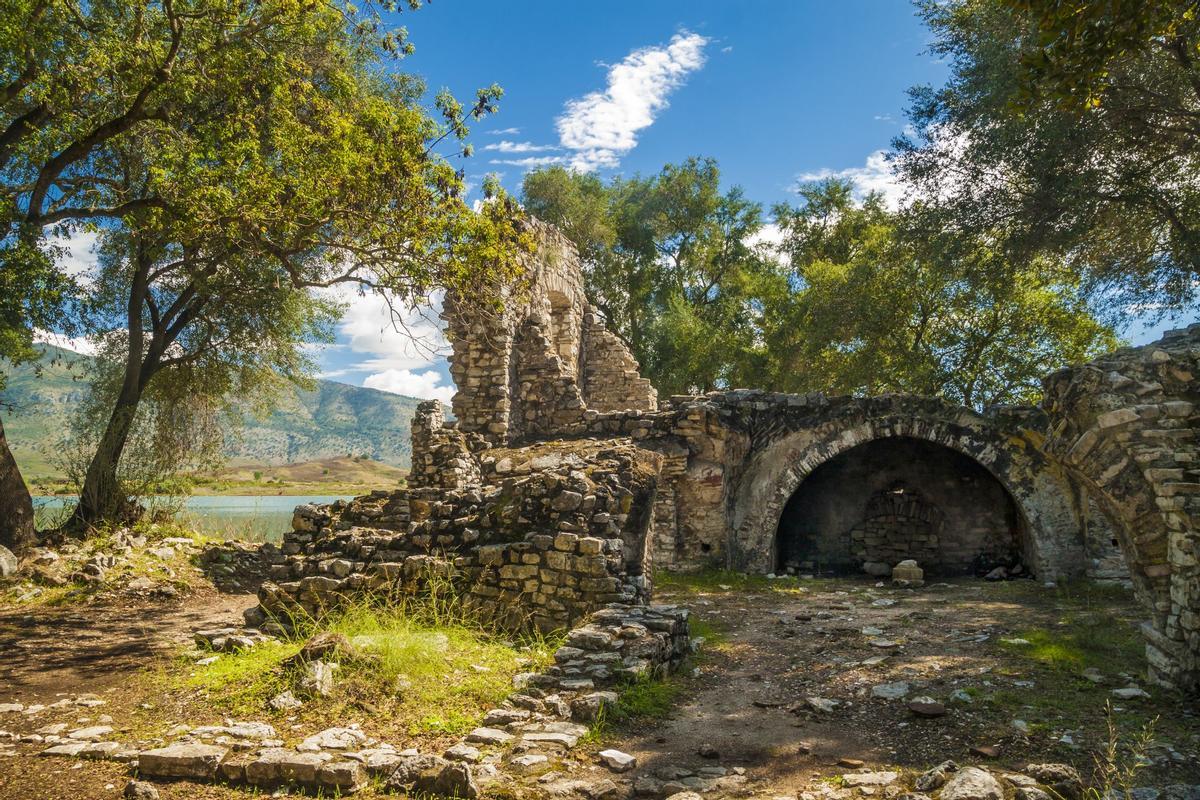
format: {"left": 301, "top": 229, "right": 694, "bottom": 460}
{"left": 774, "top": 437, "right": 1025, "bottom": 577}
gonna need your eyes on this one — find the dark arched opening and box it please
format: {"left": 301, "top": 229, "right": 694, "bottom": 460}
{"left": 775, "top": 437, "right": 1027, "bottom": 577}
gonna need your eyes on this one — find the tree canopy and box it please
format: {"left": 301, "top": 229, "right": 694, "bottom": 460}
{"left": 893, "top": 0, "right": 1200, "bottom": 315}
{"left": 1, "top": 0, "right": 529, "bottom": 527}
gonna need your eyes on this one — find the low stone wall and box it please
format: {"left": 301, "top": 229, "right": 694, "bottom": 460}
{"left": 253, "top": 440, "right": 662, "bottom": 633}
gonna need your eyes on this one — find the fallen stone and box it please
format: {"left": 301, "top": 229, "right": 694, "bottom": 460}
{"left": 908, "top": 699, "right": 947, "bottom": 718}
{"left": 138, "top": 743, "right": 228, "bottom": 780}
{"left": 1112, "top": 686, "right": 1150, "bottom": 700}
{"left": 466, "top": 727, "right": 513, "bottom": 745}
{"left": 298, "top": 726, "right": 367, "bottom": 751}
{"left": 244, "top": 748, "right": 330, "bottom": 786}
{"left": 941, "top": 767, "right": 1003, "bottom": 800}
{"left": 412, "top": 761, "right": 478, "bottom": 799}
{"left": 697, "top": 742, "right": 719, "bottom": 759}
{"left": 842, "top": 771, "right": 899, "bottom": 787}
{"left": 807, "top": 696, "right": 840, "bottom": 712}
{"left": 269, "top": 690, "right": 302, "bottom": 711}
{"left": 0, "top": 703, "right": 22, "bottom": 714}
{"left": 299, "top": 659, "right": 338, "bottom": 697}
{"left": 509, "top": 753, "right": 549, "bottom": 774}
{"left": 41, "top": 742, "right": 90, "bottom": 757}
{"left": 68, "top": 725, "right": 114, "bottom": 740}
{"left": 599, "top": 749, "right": 637, "bottom": 772}
{"left": 970, "top": 745, "right": 1001, "bottom": 759}
{"left": 1023, "top": 764, "right": 1083, "bottom": 799}
{"left": 872, "top": 681, "right": 910, "bottom": 700}
{"left": 0, "top": 545, "right": 17, "bottom": 577}
{"left": 444, "top": 743, "right": 482, "bottom": 763}
{"left": 837, "top": 758, "right": 865, "bottom": 768}
{"left": 317, "top": 760, "right": 367, "bottom": 792}
{"left": 915, "top": 760, "right": 958, "bottom": 791}
{"left": 123, "top": 780, "right": 160, "bottom": 800}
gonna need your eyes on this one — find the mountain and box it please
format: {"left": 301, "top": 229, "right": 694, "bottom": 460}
{"left": 1, "top": 344, "right": 427, "bottom": 480}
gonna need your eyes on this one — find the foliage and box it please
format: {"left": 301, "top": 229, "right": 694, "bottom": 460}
{"left": 762, "top": 181, "right": 1117, "bottom": 407}
{"left": 1, "top": 0, "right": 530, "bottom": 525}
{"left": 523, "top": 158, "right": 774, "bottom": 396}
{"left": 894, "top": 0, "right": 1200, "bottom": 316}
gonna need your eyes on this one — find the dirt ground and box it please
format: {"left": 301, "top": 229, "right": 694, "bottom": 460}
{"left": 574, "top": 574, "right": 1200, "bottom": 796}
{"left": 0, "top": 571, "right": 1197, "bottom": 799}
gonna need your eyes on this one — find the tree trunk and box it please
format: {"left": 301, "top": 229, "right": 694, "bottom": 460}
{"left": 69, "top": 371, "right": 144, "bottom": 530}
{"left": 0, "top": 414, "right": 37, "bottom": 554}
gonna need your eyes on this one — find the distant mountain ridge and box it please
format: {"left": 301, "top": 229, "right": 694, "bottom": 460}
{"left": 1, "top": 344, "right": 428, "bottom": 478}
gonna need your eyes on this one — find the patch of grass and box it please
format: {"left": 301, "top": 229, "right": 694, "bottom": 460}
{"left": 998, "top": 616, "right": 1142, "bottom": 675}
{"left": 585, "top": 672, "right": 690, "bottom": 744}
{"left": 173, "top": 594, "right": 561, "bottom": 740}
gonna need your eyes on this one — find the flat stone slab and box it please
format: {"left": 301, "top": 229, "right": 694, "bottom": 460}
{"left": 138, "top": 743, "right": 228, "bottom": 780}
{"left": 244, "top": 748, "right": 331, "bottom": 786}
{"left": 465, "top": 727, "right": 513, "bottom": 745}
{"left": 599, "top": 749, "right": 637, "bottom": 772}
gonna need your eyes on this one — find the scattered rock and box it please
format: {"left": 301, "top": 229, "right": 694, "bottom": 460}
{"left": 412, "top": 761, "right": 479, "bottom": 799}
{"left": 123, "top": 780, "right": 160, "bottom": 800}
{"left": 466, "top": 727, "right": 513, "bottom": 745}
{"left": 941, "top": 767, "right": 1003, "bottom": 800}
{"left": 916, "top": 760, "right": 958, "bottom": 791}
{"left": 907, "top": 699, "right": 947, "bottom": 718}
{"left": 599, "top": 749, "right": 637, "bottom": 772}
{"left": 509, "top": 754, "right": 549, "bottom": 774}
{"left": 837, "top": 758, "right": 865, "bottom": 768}
{"left": 444, "top": 743, "right": 482, "bottom": 763}
{"left": 138, "top": 743, "right": 228, "bottom": 780}
{"left": 1112, "top": 685, "right": 1150, "bottom": 700}
{"left": 67, "top": 725, "right": 114, "bottom": 740}
{"left": 872, "top": 681, "right": 910, "bottom": 700}
{"left": 269, "top": 690, "right": 302, "bottom": 711}
{"left": 806, "top": 696, "right": 840, "bottom": 712}
{"left": 970, "top": 745, "right": 1001, "bottom": 759}
{"left": 0, "top": 545, "right": 18, "bottom": 577}
{"left": 843, "top": 772, "right": 899, "bottom": 787}
{"left": 697, "top": 742, "right": 719, "bottom": 759}
{"left": 1023, "top": 764, "right": 1083, "bottom": 799}
{"left": 300, "top": 660, "right": 338, "bottom": 697}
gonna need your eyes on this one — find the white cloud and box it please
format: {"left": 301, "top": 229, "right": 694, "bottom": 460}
{"left": 33, "top": 328, "right": 98, "bottom": 355}
{"left": 487, "top": 127, "right": 521, "bottom": 135}
{"left": 795, "top": 150, "right": 906, "bottom": 210}
{"left": 483, "top": 140, "right": 560, "bottom": 154}
{"left": 325, "top": 285, "right": 449, "bottom": 373}
{"left": 556, "top": 31, "right": 709, "bottom": 171}
{"left": 488, "top": 155, "right": 568, "bottom": 168}
{"left": 363, "top": 368, "right": 455, "bottom": 404}
{"left": 43, "top": 227, "right": 100, "bottom": 282}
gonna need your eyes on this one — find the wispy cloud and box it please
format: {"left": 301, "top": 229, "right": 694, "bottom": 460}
{"left": 488, "top": 155, "right": 567, "bottom": 168}
{"left": 363, "top": 368, "right": 455, "bottom": 404}
{"left": 795, "top": 150, "right": 905, "bottom": 210}
{"left": 556, "top": 30, "right": 710, "bottom": 171}
{"left": 487, "top": 127, "right": 521, "bottom": 135}
{"left": 482, "top": 140, "right": 560, "bottom": 154}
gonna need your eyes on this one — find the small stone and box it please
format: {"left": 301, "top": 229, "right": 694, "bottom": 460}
{"left": 445, "top": 743, "right": 482, "bottom": 763}
{"left": 599, "top": 749, "right": 637, "bottom": 772}
{"left": 68, "top": 725, "right": 114, "bottom": 740}
{"left": 941, "top": 767, "right": 1003, "bottom": 800}
{"left": 412, "top": 761, "right": 479, "bottom": 799}
{"left": 970, "top": 745, "right": 1001, "bottom": 759}
{"left": 269, "top": 690, "right": 302, "bottom": 711}
{"left": 872, "top": 682, "right": 910, "bottom": 700}
{"left": 510, "top": 754, "right": 549, "bottom": 774}
{"left": 697, "top": 742, "right": 719, "bottom": 759}
{"left": 123, "top": 780, "right": 160, "bottom": 800}
{"left": 1112, "top": 686, "right": 1150, "bottom": 700}
{"left": 907, "top": 699, "right": 946, "bottom": 718}
{"left": 843, "top": 772, "right": 899, "bottom": 787}
{"left": 466, "top": 727, "right": 513, "bottom": 745}
{"left": 838, "top": 758, "right": 865, "bottom": 768}
{"left": 916, "top": 760, "right": 958, "bottom": 791}
{"left": 300, "top": 660, "right": 338, "bottom": 697}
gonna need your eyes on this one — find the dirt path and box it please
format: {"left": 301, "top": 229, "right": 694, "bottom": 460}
{"left": 0, "top": 587, "right": 254, "bottom": 701}
{"left": 583, "top": 576, "right": 1200, "bottom": 797}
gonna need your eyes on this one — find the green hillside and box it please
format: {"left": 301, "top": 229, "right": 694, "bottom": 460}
{"left": 1, "top": 344, "right": 429, "bottom": 481}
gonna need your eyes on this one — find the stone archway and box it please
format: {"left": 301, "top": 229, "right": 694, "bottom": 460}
{"left": 727, "top": 399, "right": 1087, "bottom": 580}
{"left": 774, "top": 436, "right": 1026, "bottom": 578}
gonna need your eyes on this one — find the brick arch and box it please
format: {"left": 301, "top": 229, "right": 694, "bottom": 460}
{"left": 727, "top": 401, "right": 1086, "bottom": 581}
{"left": 1041, "top": 330, "right": 1200, "bottom": 692}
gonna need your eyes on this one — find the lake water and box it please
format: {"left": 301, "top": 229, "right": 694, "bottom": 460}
{"left": 32, "top": 495, "right": 353, "bottom": 541}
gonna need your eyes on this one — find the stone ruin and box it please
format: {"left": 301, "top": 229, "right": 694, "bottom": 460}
{"left": 262, "top": 218, "right": 1200, "bottom": 694}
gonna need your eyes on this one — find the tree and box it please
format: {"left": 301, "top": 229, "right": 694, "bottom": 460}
{"left": 523, "top": 159, "right": 772, "bottom": 395}
{"left": 761, "top": 180, "right": 1118, "bottom": 407}
{"left": 1, "top": 0, "right": 529, "bottom": 528}
{"left": 894, "top": 0, "right": 1200, "bottom": 316}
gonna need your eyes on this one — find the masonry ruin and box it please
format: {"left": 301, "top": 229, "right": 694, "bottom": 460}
{"left": 269, "top": 218, "right": 1200, "bottom": 694}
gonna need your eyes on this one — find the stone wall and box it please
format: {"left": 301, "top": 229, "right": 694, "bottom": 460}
{"left": 1041, "top": 325, "right": 1200, "bottom": 691}
{"left": 255, "top": 440, "right": 661, "bottom": 634}
{"left": 444, "top": 219, "right": 656, "bottom": 447}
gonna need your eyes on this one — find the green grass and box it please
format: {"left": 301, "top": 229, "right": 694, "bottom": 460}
{"left": 176, "top": 596, "right": 561, "bottom": 738}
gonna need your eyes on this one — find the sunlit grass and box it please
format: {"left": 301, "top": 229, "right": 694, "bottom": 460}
{"left": 174, "top": 594, "right": 562, "bottom": 739}
{"left": 654, "top": 568, "right": 832, "bottom": 595}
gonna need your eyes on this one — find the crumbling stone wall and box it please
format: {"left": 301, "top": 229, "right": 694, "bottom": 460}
{"left": 444, "top": 219, "right": 656, "bottom": 447}
{"left": 258, "top": 440, "right": 660, "bottom": 633}
{"left": 1041, "top": 325, "right": 1200, "bottom": 691}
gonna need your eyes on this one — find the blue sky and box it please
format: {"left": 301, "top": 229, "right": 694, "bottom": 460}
{"left": 42, "top": 2, "right": 1196, "bottom": 398}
